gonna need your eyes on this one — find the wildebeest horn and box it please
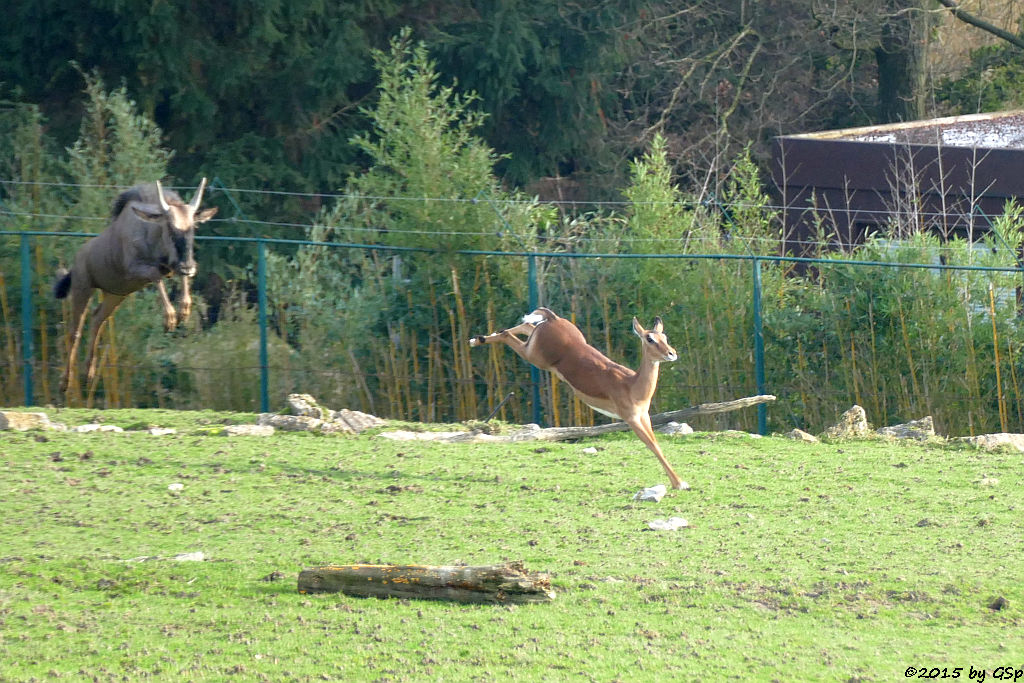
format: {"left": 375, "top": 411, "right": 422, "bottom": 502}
{"left": 155, "top": 180, "right": 171, "bottom": 212}
{"left": 189, "top": 177, "right": 208, "bottom": 212}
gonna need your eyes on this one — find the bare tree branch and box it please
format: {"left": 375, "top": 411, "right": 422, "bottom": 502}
{"left": 934, "top": 0, "right": 1024, "bottom": 50}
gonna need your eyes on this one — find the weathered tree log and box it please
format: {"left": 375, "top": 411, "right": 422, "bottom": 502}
{"left": 437, "top": 394, "right": 777, "bottom": 443}
{"left": 297, "top": 561, "right": 555, "bottom": 604}
{"left": 650, "top": 393, "right": 776, "bottom": 425}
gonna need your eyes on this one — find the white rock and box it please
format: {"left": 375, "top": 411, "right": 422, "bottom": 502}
{"left": 167, "top": 483, "right": 184, "bottom": 492}
{"left": 224, "top": 424, "right": 275, "bottom": 437}
{"left": 824, "top": 405, "right": 869, "bottom": 439}
{"left": 331, "top": 408, "right": 386, "bottom": 433}
{"left": 656, "top": 421, "right": 693, "bottom": 435}
{"left": 785, "top": 428, "right": 820, "bottom": 443}
{"left": 74, "top": 423, "right": 123, "bottom": 433}
{"left": 258, "top": 414, "right": 323, "bottom": 431}
{"left": 0, "top": 411, "right": 58, "bottom": 431}
{"left": 633, "top": 484, "right": 667, "bottom": 502}
{"left": 648, "top": 517, "right": 688, "bottom": 531}
{"left": 958, "top": 433, "right": 1024, "bottom": 452}
{"left": 378, "top": 430, "right": 465, "bottom": 441}
{"left": 148, "top": 427, "right": 176, "bottom": 436}
{"left": 581, "top": 446, "right": 599, "bottom": 454}
{"left": 877, "top": 416, "right": 935, "bottom": 440}
{"left": 172, "top": 552, "right": 205, "bottom": 562}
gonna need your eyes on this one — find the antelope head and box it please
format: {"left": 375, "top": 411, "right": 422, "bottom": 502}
{"left": 633, "top": 316, "right": 678, "bottom": 364}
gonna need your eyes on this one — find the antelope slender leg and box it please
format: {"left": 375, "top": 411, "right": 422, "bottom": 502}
{"left": 177, "top": 275, "right": 192, "bottom": 326}
{"left": 469, "top": 320, "right": 536, "bottom": 347}
{"left": 469, "top": 322, "right": 538, "bottom": 367}
{"left": 84, "top": 293, "right": 125, "bottom": 385}
{"left": 155, "top": 280, "right": 176, "bottom": 331}
{"left": 624, "top": 413, "right": 684, "bottom": 489}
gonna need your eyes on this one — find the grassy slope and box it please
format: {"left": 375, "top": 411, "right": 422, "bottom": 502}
{"left": 0, "top": 408, "right": 1021, "bottom": 681}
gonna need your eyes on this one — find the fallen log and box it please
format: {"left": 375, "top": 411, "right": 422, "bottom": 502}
{"left": 297, "top": 561, "right": 555, "bottom": 604}
{"left": 434, "top": 393, "right": 777, "bottom": 444}
{"left": 650, "top": 394, "right": 776, "bottom": 426}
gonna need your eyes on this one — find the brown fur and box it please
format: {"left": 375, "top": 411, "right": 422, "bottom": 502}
{"left": 470, "top": 307, "right": 684, "bottom": 489}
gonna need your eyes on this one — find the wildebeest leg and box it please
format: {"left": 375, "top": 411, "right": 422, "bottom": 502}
{"left": 84, "top": 293, "right": 126, "bottom": 385}
{"left": 155, "top": 279, "right": 177, "bottom": 331}
{"left": 177, "top": 275, "right": 192, "bottom": 327}
{"left": 60, "top": 282, "right": 94, "bottom": 394}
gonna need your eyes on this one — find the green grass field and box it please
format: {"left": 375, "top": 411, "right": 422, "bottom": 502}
{"left": 1, "top": 408, "right": 1021, "bottom": 681}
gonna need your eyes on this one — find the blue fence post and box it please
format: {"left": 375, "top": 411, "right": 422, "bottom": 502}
{"left": 257, "top": 240, "right": 269, "bottom": 413}
{"left": 527, "top": 253, "right": 543, "bottom": 426}
{"left": 752, "top": 257, "right": 766, "bottom": 435}
{"left": 20, "top": 233, "right": 34, "bottom": 406}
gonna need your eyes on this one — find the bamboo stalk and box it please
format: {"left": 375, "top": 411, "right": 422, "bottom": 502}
{"left": 447, "top": 306, "right": 462, "bottom": 419}
{"left": 896, "top": 299, "right": 921, "bottom": 402}
{"left": 425, "top": 339, "right": 437, "bottom": 424}
{"left": 0, "top": 269, "right": 17, "bottom": 401}
{"left": 347, "top": 348, "right": 375, "bottom": 415}
{"left": 989, "top": 283, "right": 1008, "bottom": 432}
{"left": 867, "top": 298, "right": 883, "bottom": 425}
{"left": 963, "top": 297, "right": 980, "bottom": 436}
{"left": 1007, "top": 336, "right": 1022, "bottom": 430}
{"left": 845, "top": 299, "right": 862, "bottom": 408}
{"left": 106, "top": 316, "right": 121, "bottom": 407}
{"left": 450, "top": 267, "right": 474, "bottom": 420}
{"left": 33, "top": 243, "right": 51, "bottom": 403}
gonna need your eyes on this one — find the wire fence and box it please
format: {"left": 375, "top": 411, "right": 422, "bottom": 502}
{"left": 3, "top": 228, "right": 1024, "bottom": 437}
{"left": 3, "top": 179, "right": 1024, "bottom": 436}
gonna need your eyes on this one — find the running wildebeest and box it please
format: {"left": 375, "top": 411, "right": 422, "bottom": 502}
{"left": 54, "top": 179, "right": 217, "bottom": 395}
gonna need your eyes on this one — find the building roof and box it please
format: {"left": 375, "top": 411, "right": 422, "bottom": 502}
{"left": 782, "top": 110, "right": 1024, "bottom": 150}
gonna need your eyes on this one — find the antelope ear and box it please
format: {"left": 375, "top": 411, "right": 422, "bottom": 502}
{"left": 131, "top": 204, "right": 165, "bottom": 222}
{"left": 632, "top": 317, "right": 644, "bottom": 338}
{"left": 194, "top": 207, "right": 218, "bottom": 224}
{"left": 652, "top": 316, "right": 664, "bottom": 333}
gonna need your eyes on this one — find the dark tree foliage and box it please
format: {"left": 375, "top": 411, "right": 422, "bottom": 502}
{"left": 0, "top": 0, "right": 405, "bottom": 194}
{"left": 0, "top": 0, "right": 645, "bottom": 201}
{"left": 0, "top": 0, "right": 959, "bottom": 208}
{"left": 937, "top": 43, "right": 1024, "bottom": 114}
{"left": 428, "top": 1, "right": 644, "bottom": 191}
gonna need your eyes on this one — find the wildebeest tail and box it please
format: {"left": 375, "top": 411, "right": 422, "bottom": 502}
{"left": 54, "top": 269, "right": 72, "bottom": 299}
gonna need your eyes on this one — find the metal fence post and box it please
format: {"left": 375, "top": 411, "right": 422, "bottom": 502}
{"left": 20, "top": 233, "right": 34, "bottom": 406}
{"left": 257, "top": 240, "right": 269, "bottom": 413}
{"left": 527, "top": 253, "right": 543, "bottom": 426}
{"left": 752, "top": 257, "right": 766, "bottom": 435}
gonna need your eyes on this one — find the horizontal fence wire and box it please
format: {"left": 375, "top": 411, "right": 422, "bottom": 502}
{"left": 0, "top": 176, "right": 1010, "bottom": 251}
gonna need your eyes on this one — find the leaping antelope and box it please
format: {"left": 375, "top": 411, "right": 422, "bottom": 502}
{"left": 54, "top": 179, "right": 217, "bottom": 396}
{"left": 469, "top": 307, "right": 684, "bottom": 489}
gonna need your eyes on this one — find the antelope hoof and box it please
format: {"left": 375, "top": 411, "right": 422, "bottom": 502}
{"left": 469, "top": 335, "right": 485, "bottom": 347}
